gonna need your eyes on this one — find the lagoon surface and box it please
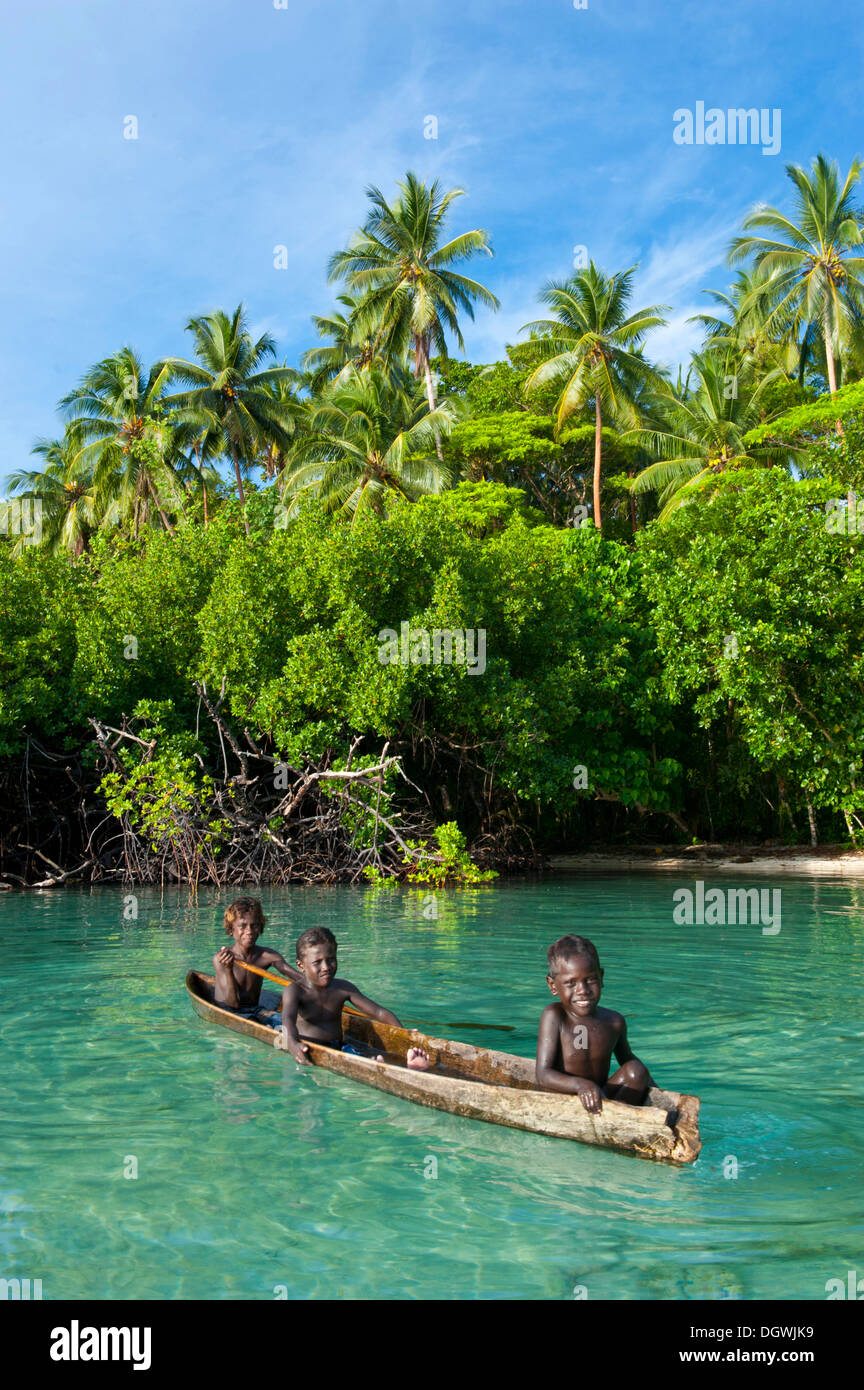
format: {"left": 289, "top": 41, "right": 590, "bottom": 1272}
{"left": 1, "top": 876, "right": 862, "bottom": 1300}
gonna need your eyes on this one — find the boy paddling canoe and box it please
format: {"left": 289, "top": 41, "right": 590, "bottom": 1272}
{"left": 213, "top": 897, "right": 301, "bottom": 1025}
{"left": 279, "top": 927, "right": 431, "bottom": 1069}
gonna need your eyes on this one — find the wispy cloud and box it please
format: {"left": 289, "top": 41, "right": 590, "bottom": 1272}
{"left": 635, "top": 221, "right": 737, "bottom": 370}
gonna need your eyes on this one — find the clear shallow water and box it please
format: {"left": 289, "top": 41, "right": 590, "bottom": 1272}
{"left": 1, "top": 876, "right": 862, "bottom": 1301}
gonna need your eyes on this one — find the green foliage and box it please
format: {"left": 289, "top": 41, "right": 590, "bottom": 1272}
{"left": 0, "top": 547, "right": 79, "bottom": 754}
{"left": 745, "top": 380, "right": 864, "bottom": 494}
{"left": 446, "top": 411, "right": 642, "bottom": 526}
{"left": 72, "top": 524, "right": 225, "bottom": 725}
{"left": 327, "top": 172, "right": 499, "bottom": 372}
{"left": 434, "top": 358, "right": 560, "bottom": 417}
{"left": 750, "top": 378, "right": 864, "bottom": 497}
{"left": 639, "top": 469, "right": 864, "bottom": 825}
{"left": 3, "top": 465, "right": 864, "bottom": 847}
{"left": 195, "top": 481, "right": 680, "bottom": 815}
{"left": 401, "top": 822, "right": 497, "bottom": 885}
{"left": 746, "top": 379, "right": 864, "bottom": 443}
{"left": 99, "top": 700, "right": 227, "bottom": 858}
{"left": 627, "top": 349, "right": 791, "bottom": 519}
{"left": 447, "top": 411, "right": 555, "bottom": 473}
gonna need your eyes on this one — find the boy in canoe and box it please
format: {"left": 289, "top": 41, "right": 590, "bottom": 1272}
{"left": 213, "top": 897, "right": 300, "bottom": 1026}
{"left": 278, "top": 926, "right": 431, "bottom": 1070}
{"left": 536, "top": 935, "right": 652, "bottom": 1114}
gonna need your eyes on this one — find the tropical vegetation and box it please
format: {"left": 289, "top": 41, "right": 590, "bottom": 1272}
{"left": 4, "top": 155, "right": 864, "bottom": 884}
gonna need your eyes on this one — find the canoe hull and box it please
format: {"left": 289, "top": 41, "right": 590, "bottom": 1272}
{"left": 185, "top": 971, "right": 701, "bottom": 1164}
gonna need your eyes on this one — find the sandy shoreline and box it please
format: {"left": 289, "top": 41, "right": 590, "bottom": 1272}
{"left": 548, "top": 847, "right": 864, "bottom": 877}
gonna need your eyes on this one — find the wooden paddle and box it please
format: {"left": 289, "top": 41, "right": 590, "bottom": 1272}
{"left": 224, "top": 956, "right": 514, "bottom": 1032}
{"left": 224, "top": 957, "right": 367, "bottom": 1018}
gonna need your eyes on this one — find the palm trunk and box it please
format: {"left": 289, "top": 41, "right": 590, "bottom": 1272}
{"left": 593, "top": 396, "right": 603, "bottom": 530}
{"left": 416, "top": 335, "right": 444, "bottom": 462}
{"left": 193, "top": 442, "right": 209, "bottom": 528}
{"left": 231, "top": 442, "right": 250, "bottom": 535}
{"left": 628, "top": 468, "right": 638, "bottom": 533}
{"left": 145, "top": 473, "right": 175, "bottom": 535}
{"left": 825, "top": 328, "right": 838, "bottom": 393}
{"left": 824, "top": 325, "right": 845, "bottom": 438}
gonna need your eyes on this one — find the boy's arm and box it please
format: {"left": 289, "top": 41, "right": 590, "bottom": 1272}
{"left": 612, "top": 1020, "right": 653, "bottom": 1082}
{"left": 343, "top": 982, "right": 401, "bottom": 1029}
{"left": 279, "top": 985, "right": 310, "bottom": 1064}
{"left": 213, "top": 947, "right": 239, "bottom": 1007}
{"left": 535, "top": 1007, "right": 603, "bottom": 1113}
{"left": 260, "top": 949, "right": 302, "bottom": 984}
{"left": 612, "top": 1018, "right": 634, "bottom": 1066}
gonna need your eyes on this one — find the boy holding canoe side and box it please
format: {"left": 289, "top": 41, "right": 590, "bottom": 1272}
{"left": 213, "top": 897, "right": 301, "bottom": 1025}
{"left": 278, "top": 926, "right": 431, "bottom": 1070}
{"left": 536, "top": 935, "right": 653, "bottom": 1114}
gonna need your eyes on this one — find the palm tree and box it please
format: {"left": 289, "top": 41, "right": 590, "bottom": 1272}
{"left": 159, "top": 306, "right": 299, "bottom": 533}
{"left": 625, "top": 350, "right": 787, "bottom": 519}
{"left": 252, "top": 369, "right": 309, "bottom": 481}
{"left": 729, "top": 154, "right": 864, "bottom": 395}
{"left": 691, "top": 266, "right": 801, "bottom": 380}
{"left": 171, "top": 416, "right": 224, "bottom": 527}
{"left": 301, "top": 294, "right": 387, "bottom": 392}
{"left": 60, "top": 347, "right": 182, "bottom": 536}
{"left": 518, "top": 263, "right": 668, "bottom": 529}
{"left": 4, "top": 432, "right": 101, "bottom": 555}
{"left": 328, "top": 172, "right": 499, "bottom": 457}
{"left": 278, "top": 366, "right": 458, "bottom": 522}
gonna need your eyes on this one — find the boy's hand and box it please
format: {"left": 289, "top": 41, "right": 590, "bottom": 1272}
{"left": 290, "top": 1042, "right": 310, "bottom": 1065}
{"left": 577, "top": 1081, "right": 603, "bottom": 1114}
{"left": 215, "top": 947, "right": 234, "bottom": 967}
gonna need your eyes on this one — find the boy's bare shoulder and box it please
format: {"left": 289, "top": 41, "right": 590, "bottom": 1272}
{"left": 597, "top": 1006, "right": 626, "bottom": 1029}
{"left": 255, "top": 945, "right": 284, "bottom": 964}
{"left": 539, "top": 1001, "right": 566, "bottom": 1024}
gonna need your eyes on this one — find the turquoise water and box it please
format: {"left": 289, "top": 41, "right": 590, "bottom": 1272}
{"left": 1, "top": 876, "right": 862, "bottom": 1300}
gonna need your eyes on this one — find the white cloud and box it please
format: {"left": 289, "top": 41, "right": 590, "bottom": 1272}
{"left": 634, "top": 220, "right": 737, "bottom": 371}
{"left": 644, "top": 311, "right": 707, "bottom": 375}
{"left": 248, "top": 314, "right": 289, "bottom": 344}
{"left": 459, "top": 222, "right": 738, "bottom": 372}
{"left": 636, "top": 222, "right": 732, "bottom": 305}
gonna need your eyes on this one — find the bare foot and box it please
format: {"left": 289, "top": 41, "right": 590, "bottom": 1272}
{"left": 406, "top": 1046, "right": 432, "bottom": 1071}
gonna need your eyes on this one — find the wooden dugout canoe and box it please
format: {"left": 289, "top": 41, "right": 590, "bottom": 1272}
{"left": 186, "top": 970, "right": 701, "bottom": 1165}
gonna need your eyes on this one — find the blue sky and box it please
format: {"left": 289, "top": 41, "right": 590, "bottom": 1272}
{"left": 2, "top": 0, "right": 862, "bottom": 484}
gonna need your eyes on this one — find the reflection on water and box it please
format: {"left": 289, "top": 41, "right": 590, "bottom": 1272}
{"left": 0, "top": 875, "right": 862, "bottom": 1299}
